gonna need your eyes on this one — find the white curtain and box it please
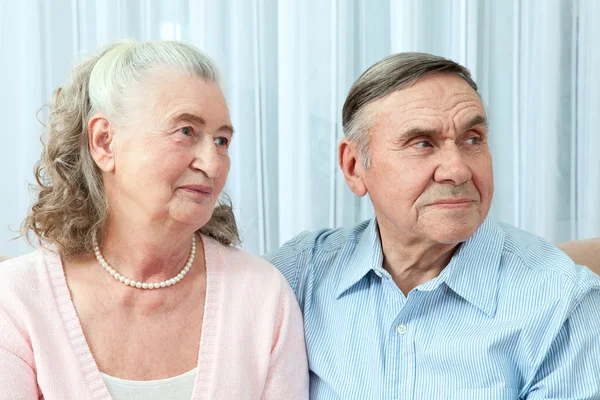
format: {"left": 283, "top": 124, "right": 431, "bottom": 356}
{"left": 1, "top": 0, "right": 599, "bottom": 257}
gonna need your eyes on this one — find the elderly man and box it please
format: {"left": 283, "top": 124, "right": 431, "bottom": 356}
{"left": 265, "top": 53, "right": 600, "bottom": 399}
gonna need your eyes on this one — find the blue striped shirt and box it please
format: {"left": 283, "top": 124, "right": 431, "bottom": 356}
{"left": 264, "top": 217, "right": 600, "bottom": 399}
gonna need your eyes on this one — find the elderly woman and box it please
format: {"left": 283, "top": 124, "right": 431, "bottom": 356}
{"left": 0, "top": 41, "right": 308, "bottom": 399}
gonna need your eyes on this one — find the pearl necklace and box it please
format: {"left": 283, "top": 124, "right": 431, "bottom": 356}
{"left": 92, "top": 235, "right": 196, "bottom": 290}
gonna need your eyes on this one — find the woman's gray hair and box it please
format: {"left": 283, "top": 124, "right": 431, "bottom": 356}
{"left": 342, "top": 52, "right": 479, "bottom": 168}
{"left": 22, "top": 40, "right": 240, "bottom": 256}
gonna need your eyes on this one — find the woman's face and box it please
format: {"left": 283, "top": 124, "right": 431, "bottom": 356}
{"left": 97, "top": 70, "right": 233, "bottom": 231}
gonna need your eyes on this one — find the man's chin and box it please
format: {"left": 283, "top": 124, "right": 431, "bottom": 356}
{"left": 425, "top": 220, "right": 481, "bottom": 245}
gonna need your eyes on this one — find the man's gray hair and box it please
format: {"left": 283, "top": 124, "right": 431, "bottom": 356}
{"left": 342, "top": 52, "right": 479, "bottom": 168}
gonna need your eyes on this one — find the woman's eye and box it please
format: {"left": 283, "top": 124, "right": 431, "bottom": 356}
{"left": 179, "top": 127, "right": 193, "bottom": 136}
{"left": 465, "top": 137, "right": 480, "bottom": 145}
{"left": 215, "top": 137, "right": 229, "bottom": 147}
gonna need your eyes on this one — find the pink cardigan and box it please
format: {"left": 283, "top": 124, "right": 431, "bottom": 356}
{"left": 0, "top": 235, "right": 308, "bottom": 399}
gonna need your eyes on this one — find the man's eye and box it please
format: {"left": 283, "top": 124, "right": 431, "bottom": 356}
{"left": 414, "top": 140, "right": 432, "bottom": 148}
{"left": 179, "top": 127, "right": 193, "bottom": 136}
{"left": 465, "top": 137, "right": 480, "bottom": 145}
{"left": 215, "top": 137, "right": 229, "bottom": 147}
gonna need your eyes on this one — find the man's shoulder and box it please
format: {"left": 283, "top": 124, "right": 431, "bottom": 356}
{"left": 282, "top": 220, "right": 371, "bottom": 252}
{"left": 267, "top": 220, "right": 371, "bottom": 260}
{"left": 497, "top": 222, "right": 600, "bottom": 296}
{"left": 263, "top": 220, "right": 372, "bottom": 294}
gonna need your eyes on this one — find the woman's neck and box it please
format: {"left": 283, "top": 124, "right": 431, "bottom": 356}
{"left": 96, "top": 217, "right": 198, "bottom": 284}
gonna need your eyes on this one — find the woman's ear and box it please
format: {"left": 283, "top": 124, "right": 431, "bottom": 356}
{"left": 338, "top": 139, "right": 368, "bottom": 197}
{"left": 88, "top": 113, "right": 115, "bottom": 172}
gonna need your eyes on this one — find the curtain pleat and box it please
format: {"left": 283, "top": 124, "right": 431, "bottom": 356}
{"left": 1, "top": 0, "right": 598, "bottom": 256}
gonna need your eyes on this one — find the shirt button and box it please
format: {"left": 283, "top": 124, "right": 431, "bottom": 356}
{"left": 374, "top": 269, "right": 383, "bottom": 278}
{"left": 396, "top": 324, "right": 407, "bottom": 335}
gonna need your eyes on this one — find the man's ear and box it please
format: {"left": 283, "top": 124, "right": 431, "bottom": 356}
{"left": 88, "top": 113, "right": 115, "bottom": 172}
{"left": 338, "top": 138, "right": 368, "bottom": 197}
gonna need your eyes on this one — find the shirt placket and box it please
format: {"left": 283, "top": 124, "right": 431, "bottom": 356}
{"left": 381, "top": 276, "right": 417, "bottom": 400}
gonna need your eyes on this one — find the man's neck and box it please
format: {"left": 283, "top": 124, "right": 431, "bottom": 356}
{"left": 378, "top": 225, "right": 460, "bottom": 296}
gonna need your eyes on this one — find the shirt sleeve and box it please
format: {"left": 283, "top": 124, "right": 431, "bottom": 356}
{"left": 260, "top": 277, "right": 309, "bottom": 400}
{"left": 524, "top": 288, "right": 600, "bottom": 399}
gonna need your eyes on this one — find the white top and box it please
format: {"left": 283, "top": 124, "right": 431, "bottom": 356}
{"left": 101, "top": 368, "right": 197, "bottom": 400}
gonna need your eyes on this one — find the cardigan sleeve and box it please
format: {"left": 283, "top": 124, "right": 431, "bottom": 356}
{"left": 0, "top": 346, "right": 39, "bottom": 400}
{"left": 0, "top": 259, "right": 40, "bottom": 399}
{"left": 0, "top": 307, "right": 39, "bottom": 399}
{"left": 260, "top": 279, "right": 309, "bottom": 400}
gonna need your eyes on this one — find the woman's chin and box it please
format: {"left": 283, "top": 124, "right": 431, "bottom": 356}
{"left": 169, "top": 206, "right": 213, "bottom": 229}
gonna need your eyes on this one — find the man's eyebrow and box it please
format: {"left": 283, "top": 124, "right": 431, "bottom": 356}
{"left": 464, "top": 114, "right": 488, "bottom": 130}
{"left": 397, "top": 127, "right": 441, "bottom": 141}
{"left": 170, "top": 112, "right": 235, "bottom": 135}
{"left": 395, "top": 114, "right": 488, "bottom": 143}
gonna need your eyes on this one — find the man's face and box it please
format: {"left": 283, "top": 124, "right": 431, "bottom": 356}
{"left": 357, "top": 73, "right": 493, "bottom": 245}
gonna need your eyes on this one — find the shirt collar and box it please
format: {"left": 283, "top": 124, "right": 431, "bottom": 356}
{"left": 335, "top": 218, "right": 383, "bottom": 299}
{"left": 413, "top": 216, "right": 505, "bottom": 317}
{"left": 334, "top": 216, "right": 505, "bottom": 317}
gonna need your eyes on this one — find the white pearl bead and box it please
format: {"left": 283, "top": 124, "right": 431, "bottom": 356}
{"left": 166, "top": 280, "right": 172, "bottom": 287}
{"left": 136, "top": 282, "right": 142, "bottom": 289}
{"left": 160, "top": 282, "right": 166, "bottom": 288}
{"left": 147, "top": 283, "right": 154, "bottom": 289}
{"left": 142, "top": 283, "right": 148, "bottom": 289}
{"left": 130, "top": 281, "right": 137, "bottom": 287}
{"left": 176, "top": 273, "right": 183, "bottom": 280}
{"left": 181, "top": 270, "right": 187, "bottom": 276}
{"left": 170, "top": 279, "right": 177, "bottom": 285}
{"left": 114, "top": 273, "right": 121, "bottom": 280}
{"left": 124, "top": 279, "right": 130, "bottom": 285}
{"left": 119, "top": 276, "right": 126, "bottom": 283}
{"left": 109, "top": 270, "right": 116, "bottom": 276}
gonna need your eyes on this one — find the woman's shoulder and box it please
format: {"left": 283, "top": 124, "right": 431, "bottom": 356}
{"left": 202, "top": 235, "right": 291, "bottom": 294}
{"left": 0, "top": 248, "right": 56, "bottom": 300}
{"left": 0, "top": 250, "right": 41, "bottom": 279}
{"left": 0, "top": 249, "right": 58, "bottom": 349}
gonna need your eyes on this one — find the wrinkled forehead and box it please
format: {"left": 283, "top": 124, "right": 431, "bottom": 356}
{"left": 386, "top": 73, "right": 481, "bottom": 107}
{"left": 126, "top": 68, "right": 229, "bottom": 119}
{"left": 134, "top": 67, "right": 222, "bottom": 100}
{"left": 370, "top": 74, "right": 484, "bottom": 121}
